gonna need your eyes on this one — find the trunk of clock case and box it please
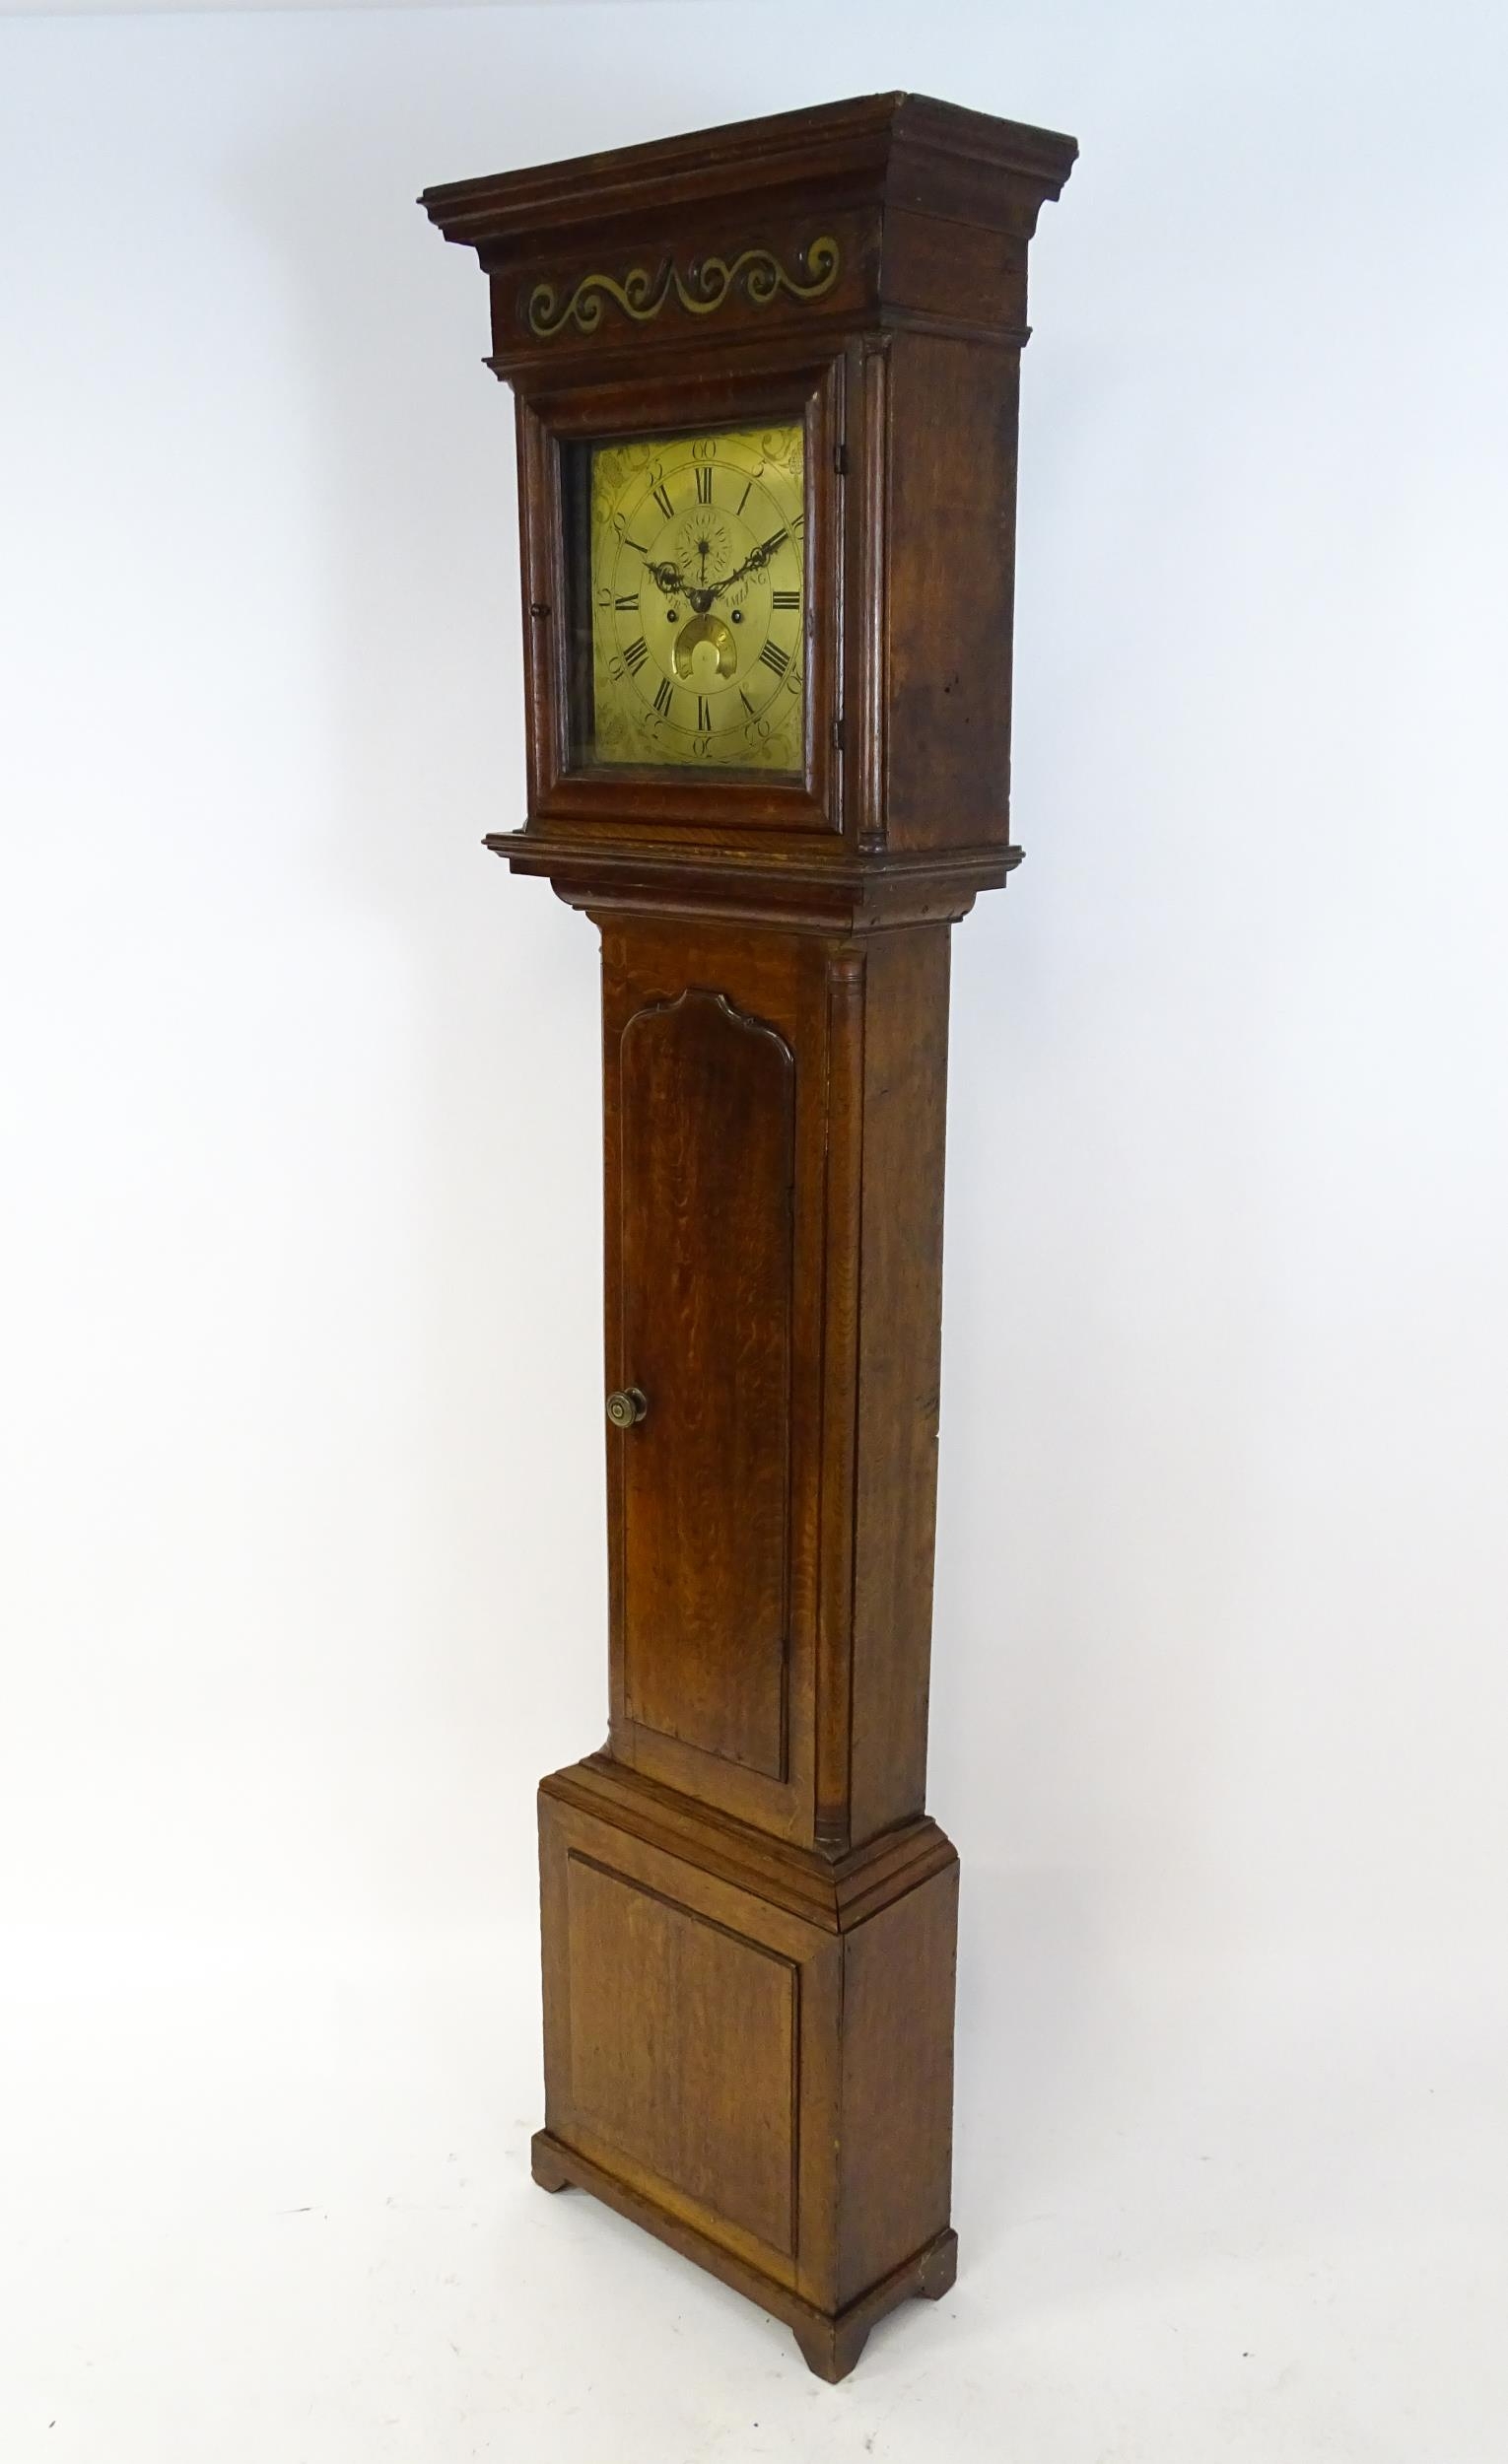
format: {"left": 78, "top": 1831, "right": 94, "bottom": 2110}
{"left": 595, "top": 912, "right": 952, "bottom": 1858}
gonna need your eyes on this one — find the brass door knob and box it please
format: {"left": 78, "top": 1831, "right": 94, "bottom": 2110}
{"left": 605, "top": 1386, "right": 649, "bottom": 1429}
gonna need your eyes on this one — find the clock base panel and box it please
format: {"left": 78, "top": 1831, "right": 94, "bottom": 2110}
{"left": 535, "top": 1758, "right": 959, "bottom": 2381}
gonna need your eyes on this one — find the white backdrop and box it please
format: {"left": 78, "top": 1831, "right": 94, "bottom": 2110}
{"left": 3, "top": 3, "right": 1506, "bottom": 2457}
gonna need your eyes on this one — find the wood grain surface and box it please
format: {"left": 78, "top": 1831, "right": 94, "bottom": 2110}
{"left": 422, "top": 87, "right": 1075, "bottom": 2379}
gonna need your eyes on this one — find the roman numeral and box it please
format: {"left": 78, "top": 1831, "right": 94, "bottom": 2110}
{"left": 791, "top": 511, "right": 805, "bottom": 534}
{"left": 736, "top": 481, "right": 752, "bottom": 515}
{"left": 614, "top": 593, "right": 639, "bottom": 611}
{"left": 772, "top": 589, "right": 800, "bottom": 610}
{"left": 622, "top": 637, "right": 648, "bottom": 674}
{"left": 739, "top": 689, "right": 756, "bottom": 717}
{"left": 652, "top": 676, "right": 673, "bottom": 718}
{"left": 695, "top": 464, "right": 714, "bottom": 505}
{"left": 625, "top": 536, "right": 650, "bottom": 555}
{"left": 696, "top": 695, "right": 712, "bottom": 732}
{"left": 650, "top": 480, "right": 674, "bottom": 521}
{"left": 758, "top": 640, "right": 790, "bottom": 679}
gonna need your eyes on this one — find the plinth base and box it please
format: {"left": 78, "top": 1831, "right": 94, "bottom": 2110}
{"left": 533, "top": 1756, "right": 960, "bottom": 2383}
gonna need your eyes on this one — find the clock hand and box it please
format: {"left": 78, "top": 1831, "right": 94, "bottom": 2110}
{"left": 649, "top": 558, "right": 718, "bottom": 616}
{"left": 709, "top": 528, "right": 790, "bottom": 600}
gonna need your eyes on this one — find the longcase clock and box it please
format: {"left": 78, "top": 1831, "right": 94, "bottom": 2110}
{"left": 421, "top": 91, "right": 1075, "bottom": 2382}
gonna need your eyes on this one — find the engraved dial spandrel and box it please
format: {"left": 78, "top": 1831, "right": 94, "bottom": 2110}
{"left": 586, "top": 422, "right": 805, "bottom": 774}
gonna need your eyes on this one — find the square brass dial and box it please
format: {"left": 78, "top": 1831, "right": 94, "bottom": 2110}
{"left": 584, "top": 421, "right": 805, "bottom": 773}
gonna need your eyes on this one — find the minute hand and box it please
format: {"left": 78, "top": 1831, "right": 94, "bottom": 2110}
{"left": 713, "top": 528, "right": 790, "bottom": 597}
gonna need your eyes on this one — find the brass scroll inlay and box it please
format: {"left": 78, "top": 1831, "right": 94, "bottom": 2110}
{"left": 525, "top": 235, "right": 841, "bottom": 339}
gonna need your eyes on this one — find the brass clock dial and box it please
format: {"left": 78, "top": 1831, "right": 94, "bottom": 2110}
{"left": 585, "top": 421, "right": 805, "bottom": 773}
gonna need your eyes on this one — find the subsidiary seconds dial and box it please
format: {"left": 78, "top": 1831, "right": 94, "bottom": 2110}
{"left": 586, "top": 421, "right": 805, "bottom": 773}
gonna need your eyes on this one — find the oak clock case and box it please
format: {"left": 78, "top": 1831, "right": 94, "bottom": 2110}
{"left": 421, "top": 93, "right": 1077, "bottom": 2385}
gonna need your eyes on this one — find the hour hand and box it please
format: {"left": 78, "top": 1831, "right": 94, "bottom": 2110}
{"left": 647, "top": 560, "right": 688, "bottom": 597}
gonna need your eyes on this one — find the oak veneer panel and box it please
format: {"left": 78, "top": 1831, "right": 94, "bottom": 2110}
{"left": 881, "top": 205, "right": 1027, "bottom": 335}
{"left": 620, "top": 989, "right": 795, "bottom": 1780}
{"left": 882, "top": 329, "right": 1021, "bottom": 852}
{"left": 848, "top": 924, "right": 951, "bottom": 1844}
{"left": 603, "top": 920, "right": 829, "bottom": 1842}
{"left": 565, "top": 1850, "right": 798, "bottom": 2255}
{"left": 837, "top": 1857, "right": 958, "bottom": 2305}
